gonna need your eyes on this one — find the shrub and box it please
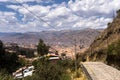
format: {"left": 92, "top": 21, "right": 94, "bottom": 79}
{"left": 25, "top": 58, "right": 71, "bottom": 80}
{"left": 107, "top": 40, "right": 120, "bottom": 69}
{"left": 0, "top": 71, "right": 13, "bottom": 80}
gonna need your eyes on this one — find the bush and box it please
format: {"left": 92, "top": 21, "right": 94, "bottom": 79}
{"left": 0, "top": 71, "right": 13, "bottom": 80}
{"left": 60, "top": 74, "right": 71, "bottom": 80}
{"left": 107, "top": 40, "right": 120, "bottom": 69}
{"left": 25, "top": 58, "right": 71, "bottom": 80}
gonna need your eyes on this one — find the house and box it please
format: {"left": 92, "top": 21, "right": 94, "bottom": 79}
{"left": 13, "top": 66, "right": 34, "bottom": 79}
{"left": 47, "top": 53, "right": 61, "bottom": 63}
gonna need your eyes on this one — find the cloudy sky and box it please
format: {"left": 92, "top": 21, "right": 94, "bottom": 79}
{"left": 0, "top": 0, "right": 120, "bottom": 32}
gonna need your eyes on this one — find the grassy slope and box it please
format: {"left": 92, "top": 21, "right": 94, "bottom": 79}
{"left": 85, "top": 10, "right": 120, "bottom": 63}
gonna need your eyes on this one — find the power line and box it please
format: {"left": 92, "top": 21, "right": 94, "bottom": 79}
{"left": 68, "top": 7, "right": 81, "bottom": 17}
{"left": 14, "top": 0, "right": 83, "bottom": 31}
{"left": 14, "top": 0, "right": 56, "bottom": 29}
{"left": 14, "top": 0, "right": 81, "bottom": 61}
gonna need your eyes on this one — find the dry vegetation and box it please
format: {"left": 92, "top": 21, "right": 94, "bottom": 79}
{"left": 84, "top": 10, "right": 120, "bottom": 69}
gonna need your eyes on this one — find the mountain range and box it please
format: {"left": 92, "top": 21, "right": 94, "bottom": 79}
{"left": 0, "top": 29, "right": 101, "bottom": 48}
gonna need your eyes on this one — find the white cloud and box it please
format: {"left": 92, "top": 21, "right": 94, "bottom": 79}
{"left": 0, "top": 12, "right": 17, "bottom": 24}
{"left": 1, "top": 0, "right": 120, "bottom": 32}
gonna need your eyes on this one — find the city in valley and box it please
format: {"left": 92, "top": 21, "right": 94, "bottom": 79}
{"left": 0, "top": 0, "right": 120, "bottom": 80}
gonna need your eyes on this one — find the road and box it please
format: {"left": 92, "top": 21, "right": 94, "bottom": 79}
{"left": 81, "top": 62, "right": 120, "bottom": 80}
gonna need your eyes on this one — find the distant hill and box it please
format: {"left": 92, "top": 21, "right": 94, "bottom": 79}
{"left": 0, "top": 29, "right": 100, "bottom": 48}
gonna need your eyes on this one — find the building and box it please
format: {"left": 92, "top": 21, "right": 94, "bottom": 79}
{"left": 13, "top": 66, "right": 34, "bottom": 79}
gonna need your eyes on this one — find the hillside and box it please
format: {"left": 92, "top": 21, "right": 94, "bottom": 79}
{"left": 86, "top": 10, "right": 120, "bottom": 69}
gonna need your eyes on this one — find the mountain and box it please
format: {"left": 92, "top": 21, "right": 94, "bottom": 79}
{"left": 85, "top": 10, "right": 120, "bottom": 69}
{"left": 0, "top": 29, "right": 100, "bottom": 48}
{"left": 0, "top": 29, "right": 101, "bottom": 57}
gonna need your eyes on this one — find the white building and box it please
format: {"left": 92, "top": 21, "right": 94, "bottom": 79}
{"left": 13, "top": 66, "right": 34, "bottom": 79}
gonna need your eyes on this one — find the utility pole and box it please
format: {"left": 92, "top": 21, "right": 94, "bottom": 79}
{"left": 90, "top": 44, "right": 92, "bottom": 57}
{"left": 74, "top": 39, "right": 77, "bottom": 76}
{"left": 113, "top": 10, "right": 115, "bottom": 19}
{"left": 22, "top": 68, "right": 24, "bottom": 80}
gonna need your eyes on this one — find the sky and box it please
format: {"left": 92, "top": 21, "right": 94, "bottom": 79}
{"left": 0, "top": 0, "right": 120, "bottom": 32}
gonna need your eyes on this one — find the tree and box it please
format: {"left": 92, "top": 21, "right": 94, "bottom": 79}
{"left": 0, "top": 40, "right": 3, "bottom": 49}
{"left": 0, "top": 40, "right": 5, "bottom": 56}
{"left": 37, "top": 39, "right": 49, "bottom": 56}
{"left": 0, "top": 40, "right": 21, "bottom": 73}
{"left": 0, "top": 40, "right": 5, "bottom": 67}
{"left": 117, "top": 9, "right": 120, "bottom": 18}
{"left": 0, "top": 52, "right": 21, "bottom": 73}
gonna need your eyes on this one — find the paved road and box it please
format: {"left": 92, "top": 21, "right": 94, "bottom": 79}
{"left": 81, "top": 62, "right": 120, "bottom": 80}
